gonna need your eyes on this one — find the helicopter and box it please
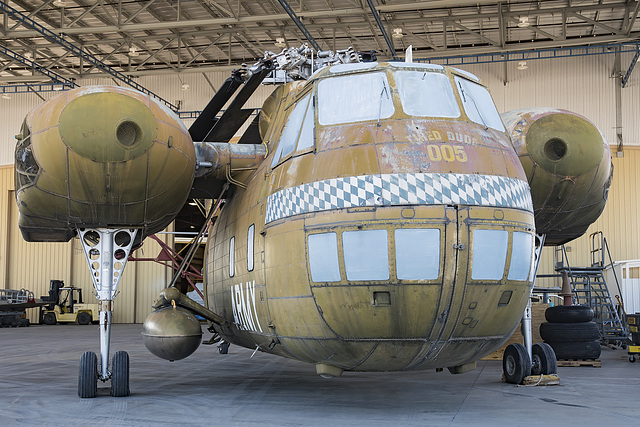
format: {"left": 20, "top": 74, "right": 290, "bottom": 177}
{"left": 13, "top": 45, "right": 612, "bottom": 398}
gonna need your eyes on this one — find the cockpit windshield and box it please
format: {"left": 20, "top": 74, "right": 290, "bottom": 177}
{"left": 318, "top": 72, "right": 394, "bottom": 126}
{"left": 395, "top": 71, "right": 460, "bottom": 118}
{"left": 454, "top": 76, "right": 505, "bottom": 132}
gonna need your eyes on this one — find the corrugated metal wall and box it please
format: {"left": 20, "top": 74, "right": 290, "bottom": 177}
{"left": 1, "top": 53, "right": 639, "bottom": 322}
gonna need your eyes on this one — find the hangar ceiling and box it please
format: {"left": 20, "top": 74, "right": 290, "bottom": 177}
{"left": 0, "top": 0, "right": 639, "bottom": 83}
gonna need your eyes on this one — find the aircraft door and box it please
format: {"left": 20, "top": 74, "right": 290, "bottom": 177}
{"left": 426, "top": 206, "right": 470, "bottom": 344}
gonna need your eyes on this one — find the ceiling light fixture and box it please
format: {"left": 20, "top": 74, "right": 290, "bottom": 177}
{"left": 53, "top": 0, "right": 66, "bottom": 7}
{"left": 128, "top": 46, "right": 139, "bottom": 57}
{"left": 181, "top": 83, "right": 191, "bottom": 91}
{"left": 392, "top": 28, "right": 404, "bottom": 39}
{"left": 518, "top": 16, "right": 530, "bottom": 28}
{"left": 275, "top": 37, "right": 286, "bottom": 48}
{"left": 2, "top": 94, "right": 11, "bottom": 100}
{"left": 517, "top": 61, "right": 528, "bottom": 70}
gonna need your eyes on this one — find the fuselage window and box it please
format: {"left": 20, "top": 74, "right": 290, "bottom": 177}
{"left": 454, "top": 76, "right": 505, "bottom": 132}
{"left": 229, "top": 237, "right": 235, "bottom": 277}
{"left": 395, "top": 228, "right": 441, "bottom": 280}
{"left": 247, "top": 224, "right": 255, "bottom": 272}
{"left": 342, "top": 229, "right": 390, "bottom": 281}
{"left": 318, "top": 72, "right": 394, "bottom": 126}
{"left": 508, "top": 231, "right": 533, "bottom": 281}
{"left": 271, "top": 93, "right": 312, "bottom": 168}
{"left": 471, "top": 229, "right": 508, "bottom": 280}
{"left": 395, "top": 71, "right": 460, "bottom": 118}
{"left": 308, "top": 232, "right": 341, "bottom": 282}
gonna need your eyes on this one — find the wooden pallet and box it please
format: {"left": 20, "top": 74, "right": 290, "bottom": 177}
{"left": 557, "top": 359, "right": 602, "bottom": 367}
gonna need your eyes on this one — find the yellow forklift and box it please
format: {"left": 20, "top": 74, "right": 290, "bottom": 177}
{"left": 40, "top": 280, "right": 99, "bottom": 325}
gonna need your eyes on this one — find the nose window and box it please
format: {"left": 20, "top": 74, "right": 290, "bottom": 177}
{"left": 342, "top": 229, "right": 389, "bottom": 281}
{"left": 508, "top": 232, "right": 533, "bottom": 281}
{"left": 395, "top": 229, "right": 440, "bottom": 280}
{"left": 308, "top": 232, "right": 341, "bottom": 282}
{"left": 471, "top": 229, "right": 508, "bottom": 280}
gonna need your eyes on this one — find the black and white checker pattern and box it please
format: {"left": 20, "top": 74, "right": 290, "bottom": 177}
{"left": 265, "top": 173, "right": 533, "bottom": 224}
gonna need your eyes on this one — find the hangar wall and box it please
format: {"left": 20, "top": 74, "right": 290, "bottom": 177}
{"left": 0, "top": 52, "right": 639, "bottom": 322}
{"left": 1, "top": 164, "right": 174, "bottom": 324}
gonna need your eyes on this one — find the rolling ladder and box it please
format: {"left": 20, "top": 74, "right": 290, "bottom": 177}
{"left": 555, "top": 232, "right": 628, "bottom": 345}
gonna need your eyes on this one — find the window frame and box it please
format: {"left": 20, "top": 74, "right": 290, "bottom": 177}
{"left": 247, "top": 224, "right": 255, "bottom": 272}
{"left": 229, "top": 236, "right": 235, "bottom": 278}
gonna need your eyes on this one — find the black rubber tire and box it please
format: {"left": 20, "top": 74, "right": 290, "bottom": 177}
{"left": 503, "top": 343, "right": 531, "bottom": 384}
{"left": 219, "top": 341, "right": 230, "bottom": 354}
{"left": 77, "top": 312, "right": 92, "bottom": 325}
{"left": 539, "top": 321, "right": 600, "bottom": 342}
{"left": 545, "top": 305, "right": 594, "bottom": 323}
{"left": 111, "top": 351, "right": 130, "bottom": 397}
{"left": 78, "top": 351, "right": 98, "bottom": 398}
{"left": 531, "top": 342, "right": 557, "bottom": 375}
{"left": 545, "top": 340, "right": 602, "bottom": 360}
{"left": 42, "top": 312, "right": 56, "bottom": 325}
{"left": 629, "top": 355, "right": 636, "bottom": 363}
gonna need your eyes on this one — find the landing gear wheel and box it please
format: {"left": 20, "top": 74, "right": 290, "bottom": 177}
{"left": 503, "top": 343, "right": 531, "bottom": 384}
{"left": 630, "top": 355, "right": 636, "bottom": 363}
{"left": 77, "top": 312, "right": 91, "bottom": 325}
{"left": 42, "top": 312, "right": 56, "bottom": 325}
{"left": 219, "top": 341, "right": 230, "bottom": 354}
{"left": 78, "top": 351, "right": 98, "bottom": 398}
{"left": 531, "top": 343, "right": 557, "bottom": 375}
{"left": 111, "top": 351, "right": 130, "bottom": 397}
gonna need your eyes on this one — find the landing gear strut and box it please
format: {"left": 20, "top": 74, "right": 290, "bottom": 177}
{"left": 77, "top": 228, "right": 137, "bottom": 398}
{"left": 503, "top": 233, "right": 557, "bottom": 384}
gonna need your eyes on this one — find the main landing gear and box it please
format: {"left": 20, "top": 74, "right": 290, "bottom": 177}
{"left": 77, "top": 228, "right": 137, "bottom": 398}
{"left": 503, "top": 233, "right": 558, "bottom": 385}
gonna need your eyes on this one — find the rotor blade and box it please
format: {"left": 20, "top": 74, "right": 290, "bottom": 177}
{"left": 188, "top": 76, "right": 242, "bottom": 141}
{"left": 206, "top": 109, "right": 255, "bottom": 143}
{"left": 204, "top": 67, "right": 272, "bottom": 142}
{"left": 237, "top": 114, "right": 262, "bottom": 144}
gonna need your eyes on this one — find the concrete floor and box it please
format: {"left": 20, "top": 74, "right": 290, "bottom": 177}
{"left": 0, "top": 324, "right": 638, "bottom": 426}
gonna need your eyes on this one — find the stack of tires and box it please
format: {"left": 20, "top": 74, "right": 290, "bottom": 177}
{"left": 540, "top": 305, "right": 601, "bottom": 360}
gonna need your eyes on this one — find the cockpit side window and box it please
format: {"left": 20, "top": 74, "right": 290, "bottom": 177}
{"left": 15, "top": 118, "right": 39, "bottom": 188}
{"left": 454, "top": 76, "right": 505, "bottom": 132}
{"left": 396, "top": 71, "right": 460, "bottom": 118}
{"left": 317, "top": 72, "right": 394, "bottom": 126}
{"left": 271, "top": 93, "right": 313, "bottom": 168}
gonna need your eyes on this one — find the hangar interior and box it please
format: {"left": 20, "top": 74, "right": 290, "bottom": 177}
{"left": 1, "top": 0, "right": 640, "bottom": 325}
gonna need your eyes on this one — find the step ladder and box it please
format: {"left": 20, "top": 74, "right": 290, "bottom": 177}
{"left": 554, "top": 232, "right": 628, "bottom": 345}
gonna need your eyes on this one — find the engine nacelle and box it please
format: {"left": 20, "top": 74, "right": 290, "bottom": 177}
{"left": 142, "top": 306, "right": 202, "bottom": 361}
{"left": 15, "top": 86, "right": 196, "bottom": 242}
{"left": 502, "top": 108, "right": 612, "bottom": 245}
